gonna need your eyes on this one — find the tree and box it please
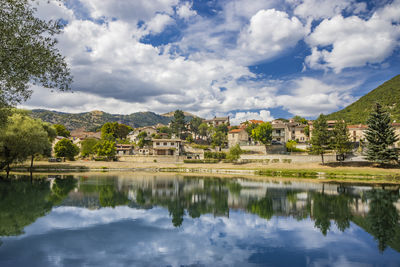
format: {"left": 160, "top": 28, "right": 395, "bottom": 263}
{"left": 286, "top": 140, "right": 297, "bottom": 152}
{"left": 199, "top": 123, "right": 209, "bottom": 139}
{"left": 80, "top": 138, "right": 99, "bottom": 158}
{"left": 189, "top": 117, "right": 203, "bottom": 139}
{"left": 245, "top": 122, "right": 258, "bottom": 137}
{"left": 0, "top": 113, "right": 52, "bottom": 174}
{"left": 251, "top": 122, "right": 273, "bottom": 152}
{"left": 292, "top": 115, "right": 308, "bottom": 125}
{"left": 310, "top": 114, "right": 330, "bottom": 164}
{"left": 0, "top": 0, "right": 72, "bottom": 121}
{"left": 100, "top": 122, "right": 132, "bottom": 141}
{"left": 101, "top": 122, "right": 119, "bottom": 140}
{"left": 54, "top": 138, "right": 79, "bottom": 160}
{"left": 211, "top": 129, "right": 227, "bottom": 148}
{"left": 94, "top": 140, "right": 116, "bottom": 161}
{"left": 53, "top": 124, "right": 70, "bottom": 137}
{"left": 332, "top": 120, "right": 352, "bottom": 164}
{"left": 227, "top": 144, "right": 243, "bottom": 161}
{"left": 365, "top": 103, "right": 399, "bottom": 164}
{"left": 115, "top": 124, "right": 133, "bottom": 140}
{"left": 170, "top": 110, "right": 186, "bottom": 138}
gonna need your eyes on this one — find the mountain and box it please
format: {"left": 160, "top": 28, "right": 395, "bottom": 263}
{"left": 30, "top": 109, "right": 174, "bottom": 131}
{"left": 162, "top": 111, "right": 199, "bottom": 118}
{"left": 327, "top": 74, "right": 400, "bottom": 124}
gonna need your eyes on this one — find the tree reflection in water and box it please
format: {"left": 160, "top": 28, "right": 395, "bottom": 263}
{"left": 367, "top": 189, "right": 399, "bottom": 252}
{"left": 0, "top": 175, "right": 76, "bottom": 239}
{"left": 1, "top": 175, "right": 399, "bottom": 253}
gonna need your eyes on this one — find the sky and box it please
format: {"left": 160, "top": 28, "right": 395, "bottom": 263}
{"left": 19, "top": 0, "right": 400, "bottom": 124}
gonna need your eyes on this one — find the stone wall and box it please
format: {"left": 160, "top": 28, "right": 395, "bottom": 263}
{"left": 118, "top": 155, "right": 186, "bottom": 163}
{"left": 241, "top": 154, "right": 337, "bottom": 163}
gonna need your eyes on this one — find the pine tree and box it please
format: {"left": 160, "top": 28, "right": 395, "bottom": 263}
{"left": 311, "top": 114, "right": 330, "bottom": 164}
{"left": 365, "top": 103, "right": 399, "bottom": 164}
{"left": 332, "top": 120, "right": 352, "bottom": 164}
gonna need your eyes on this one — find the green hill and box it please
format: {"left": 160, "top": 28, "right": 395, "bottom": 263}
{"left": 327, "top": 74, "right": 400, "bottom": 124}
{"left": 30, "top": 110, "right": 174, "bottom": 131}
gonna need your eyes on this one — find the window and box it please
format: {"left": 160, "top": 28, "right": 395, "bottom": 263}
{"left": 292, "top": 130, "right": 295, "bottom": 134}
{"left": 301, "top": 130, "right": 304, "bottom": 133}
{"left": 164, "top": 142, "right": 167, "bottom": 145}
{"left": 171, "top": 143, "right": 174, "bottom": 146}
{"left": 276, "top": 130, "right": 281, "bottom": 134}
{"left": 156, "top": 142, "right": 160, "bottom": 145}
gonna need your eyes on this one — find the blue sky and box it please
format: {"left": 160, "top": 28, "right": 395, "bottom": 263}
{"left": 21, "top": 0, "right": 400, "bottom": 124}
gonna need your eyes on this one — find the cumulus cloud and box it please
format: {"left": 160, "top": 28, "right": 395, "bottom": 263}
{"left": 234, "top": 9, "right": 309, "bottom": 64}
{"left": 305, "top": 8, "right": 400, "bottom": 72}
{"left": 230, "top": 110, "right": 274, "bottom": 125}
{"left": 276, "top": 77, "right": 356, "bottom": 116}
{"left": 176, "top": 2, "right": 197, "bottom": 20}
{"left": 292, "top": 0, "right": 366, "bottom": 20}
{"left": 145, "top": 14, "right": 175, "bottom": 34}
{"left": 81, "top": 0, "right": 179, "bottom": 22}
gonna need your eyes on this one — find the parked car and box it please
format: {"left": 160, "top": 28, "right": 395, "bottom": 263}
{"left": 48, "top": 157, "right": 62, "bottom": 162}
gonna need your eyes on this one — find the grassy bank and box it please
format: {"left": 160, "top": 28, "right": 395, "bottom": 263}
{"left": 4, "top": 160, "right": 400, "bottom": 183}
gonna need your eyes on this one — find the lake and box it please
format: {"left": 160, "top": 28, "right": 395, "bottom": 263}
{"left": 0, "top": 173, "right": 400, "bottom": 266}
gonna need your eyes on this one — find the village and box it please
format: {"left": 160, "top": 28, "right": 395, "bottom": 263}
{"left": 55, "top": 110, "right": 400, "bottom": 164}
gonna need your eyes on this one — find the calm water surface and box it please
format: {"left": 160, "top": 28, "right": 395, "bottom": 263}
{"left": 0, "top": 173, "right": 400, "bottom": 266}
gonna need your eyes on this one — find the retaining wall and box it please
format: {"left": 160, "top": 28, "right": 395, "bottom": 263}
{"left": 240, "top": 154, "right": 337, "bottom": 163}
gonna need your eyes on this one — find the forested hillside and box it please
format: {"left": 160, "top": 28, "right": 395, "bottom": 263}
{"left": 327, "top": 75, "right": 400, "bottom": 124}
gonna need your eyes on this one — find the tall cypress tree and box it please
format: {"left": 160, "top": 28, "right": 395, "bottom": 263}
{"left": 365, "top": 103, "right": 399, "bottom": 164}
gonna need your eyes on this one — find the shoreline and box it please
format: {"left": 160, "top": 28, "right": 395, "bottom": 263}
{"left": 4, "top": 160, "right": 400, "bottom": 184}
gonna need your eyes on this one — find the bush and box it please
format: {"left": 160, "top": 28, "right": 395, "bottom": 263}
{"left": 183, "top": 159, "right": 219, "bottom": 164}
{"left": 204, "top": 151, "right": 226, "bottom": 159}
{"left": 271, "top": 159, "right": 280, "bottom": 163}
{"left": 191, "top": 144, "right": 210, "bottom": 150}
{"left": 227, "top": 144, "right": 243, "bottom": 161}
{"left": 282, "top": 159, "right": 292, "bottom": 163}
{"left": 54, "top": 139, "right": 79, "bottom": 161}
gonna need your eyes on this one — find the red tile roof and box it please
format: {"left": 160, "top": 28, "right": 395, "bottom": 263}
{"left": 229, "top": 128, "right": 245, "bottom": 133}
{"left": 249, "top": 120, "right": 264, "bottom": 124}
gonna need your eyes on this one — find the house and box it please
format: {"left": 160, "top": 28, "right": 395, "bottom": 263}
{"left": 153, "top": 139, "right": 182, "bottom": 156}
{"left": 286, "top": 123, "right": 309, "bottom": 143}
{"left": 347, "top": 124, "right": 368, "bottom": 143}
{"left": 70, "top": 128, "right": 101, "bottom": 140}
{"left": 271, "top": 120, "right": 288, "bottom": 143}
{"left": 228, "top": 128, "right": 249, "bottom": 147}
{"left": 116, "top": 144, "right": 134, "bottom": 156}
{"left": 392, "top": 123, "right": 400, "bottom": 147}
{"left": 128, "top": 126, "right": 158, "bottom": 142}
{"left": 204, "top": 116, "right": 230, "bottom": 127}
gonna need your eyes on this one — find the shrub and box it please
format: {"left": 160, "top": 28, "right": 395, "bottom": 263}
{"left": 227, "top": 144, "right": 243, "bottom": 161}
{"left": 183, "top": 159, "right": 219, "bottom": 164}
{"left": 282, "top": 159, "right": 292, "bottom": 163}
{"left": 271, "top": 159, "right": 280, "bottom": 163}
{"left": 204, "top": 151, "right": 227, "bottom": 160}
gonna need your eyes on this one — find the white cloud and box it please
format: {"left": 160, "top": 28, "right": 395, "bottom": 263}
{"left": 177, "top": 2, "right": 197, "bottom": 20}
{"left": 276, "top": 77, "right": 356, "bottom": 116}
{"left": 230, "top": 110, "right": 274, "bottom": 125}
{"left": 81, "top": 0, "right": 179, "bottom": 22}
{"left": 33, "top": 0, "right": 75, "bottom": 22}
{"left": 293, "top": 0, "right": 366, "bottom": 20}
{"left": 145, "top": 14, "right": 175, "bottom": 34}
{"left": 305, "top": 12, "right": 400, "bottom": 73}
{"left": 234, "top": 9, "right": 309, "bottom": 64}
